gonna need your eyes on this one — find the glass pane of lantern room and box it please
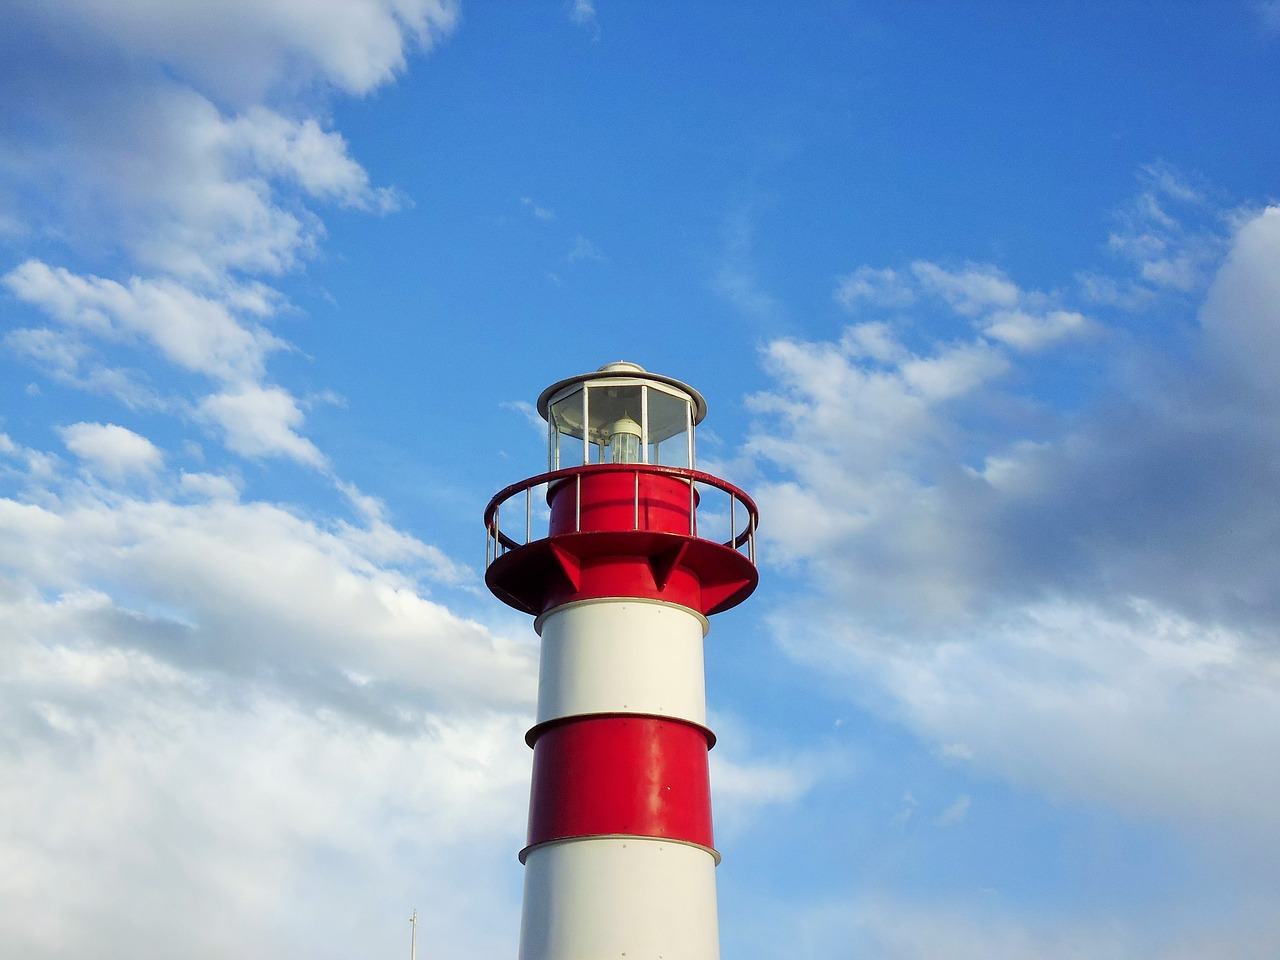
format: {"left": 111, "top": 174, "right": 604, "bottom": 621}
{"left": 646, "top": 387, "right": 692, "bottom": 467}
{"left": 549, "top": 388, "right": 585, "bottom": 468}
{"left": 586, "top": 383, "right": 644, "bottom": 463}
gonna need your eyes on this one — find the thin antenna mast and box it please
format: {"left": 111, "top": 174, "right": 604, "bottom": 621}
{"left": 409, "top": 908, "right": 418, "bottom": 960}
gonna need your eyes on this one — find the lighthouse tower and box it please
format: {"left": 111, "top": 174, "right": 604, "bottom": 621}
{"left": 485, "top": 362, "right": 759, "bottom": 960}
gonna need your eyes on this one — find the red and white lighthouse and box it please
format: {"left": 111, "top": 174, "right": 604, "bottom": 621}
{"left": 485, "top": 362, "right": 759, "bottom": 960}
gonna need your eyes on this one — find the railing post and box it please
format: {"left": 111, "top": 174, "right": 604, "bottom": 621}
{"left": 634, "top": 470, "right": 640, "bottom": 531}
{"left": 525, "top": 485, "right": 531, "bottom": 546}
{"left": 575, "top": 473, "right": 582, "bottom": 533}
{"left": 688, "top": 477, "right": 695, "bottom": 536}
{"left": 730, "top": 491, "right": 736, "bottom": 550}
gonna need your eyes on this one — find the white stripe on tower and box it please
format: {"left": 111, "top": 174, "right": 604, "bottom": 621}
{"left": 533, "top": 599, "right": 710, "bottom": 732}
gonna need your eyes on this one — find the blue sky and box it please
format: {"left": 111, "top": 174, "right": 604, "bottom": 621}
{"left": 3, "top": 2, "right": 1280, "bottom": 958}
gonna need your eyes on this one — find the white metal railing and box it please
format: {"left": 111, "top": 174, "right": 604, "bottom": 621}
{"left": 485, "top": 464, "right": 757, "bottom": 568}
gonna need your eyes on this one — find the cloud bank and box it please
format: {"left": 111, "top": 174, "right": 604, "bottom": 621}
{"left": 746, "top": 186, "right": 1280, "bottom": 851}
{"left": 0, "top": 3, "right": 549, "bottom": 957}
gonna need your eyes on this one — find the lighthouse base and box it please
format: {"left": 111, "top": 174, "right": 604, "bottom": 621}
{"left": 518, "top": 836, "right": 720, "bottom": 960}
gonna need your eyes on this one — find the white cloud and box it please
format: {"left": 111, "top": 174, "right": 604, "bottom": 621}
{"left": 0, "top": 486, "right": 535, "bottom": 724}
{"left": 0, "top": 435, "right": 60, "bottom": 484}
{"left": 227, "top": 106, "right": 403, "bottom": 212}
{"left": 4, "top": 260, "right": 336, "bottom": 465}
{"left": 1104, "top": 164, "right": 1229, "bottom": 296}
{"left": 829, "top": 600, "right": 1280, "bottom": 834}
{"left": 900, "top": 341, "right": 1008, "bottom": 399}
{"left": 1, "top": 1, "right": 450, "bottom": 287}
{"left": 0, "top": 423, "right": 537, "bottom": 960}
{"left": 1074, "top": 271, "right": 1157, "bottom": 311}
{"left": 711, "top": 752, "right": 823, "bottom": 810}
{"left": 59, "top": 422, "right": 163, "bottom": 478}
{"left": 180, "top": 471, "right": 240, "bottom": 500}
{"left": 0, "top": 5, "right": 521, "bottom": 958}
{"left": 0, "top": 637, "right": 528, "bottom": 959}
{"left": 5, "top": 84, "right": 315, "bottom": 280}
{"left": 981, "top": 308, "right": 1093, "bottom": 351}
{"left": 703, "top": 709, "right": 845, "bottom": 836}
{"left": 832, "top": 257, "right": 1095, "bottom": 353}
{"left": 747, "top": 202, "right": 1280, "bottom": 846}
{"left": 745, "top": 326, "right": 1004, "bottom": 572}
{"left": 1, "top": 326, "right": 151, "bottom": 403}
{"left": 911, "top": 261, "right": 1020, "bottom": 315}
{"left": 840, "top": 320, "right": 908, "bottom": 363}
{"left": 0, "top": 452, "right": 812, "bottom": 958}
{"left": 4, "top": 261, "right": 284, "bottom": 382}
{"left": 196, "top": 384, "right": 326, "bottom": 467}
{"left": 1199, "top": 205, "right": 1280, "bottom": 397}
{"left": 835, "top": 266, "right": 916, "bottom": 311}
{"left": 3, "top": 259, "right": 338, "bottom": 465}
{"left": 8, "top": 0, "right": 459, "bottom": 104}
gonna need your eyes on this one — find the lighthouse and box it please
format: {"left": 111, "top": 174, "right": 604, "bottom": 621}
{"left": 484, "top": 362, "right": 759, "bottom": 960}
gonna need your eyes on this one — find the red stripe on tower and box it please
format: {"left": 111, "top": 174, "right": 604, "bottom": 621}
{"left": 485, "top": 362, "right": 759, "bottom": 960}
{"left": 524, "top": 715, "right": 716, "bottom": 857}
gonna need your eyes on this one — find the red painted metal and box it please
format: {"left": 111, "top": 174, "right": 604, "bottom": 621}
{"left": 487, "top": 534, "right": 756, "bottom": 616}
{"left": 548, "top": 470, "right": 696, "bottom": 537}
{"left": 523, "top": 715, "right": 714, "bottom": 857}
{"left": 485, "top": 464, "right": 759, "bottom": 617}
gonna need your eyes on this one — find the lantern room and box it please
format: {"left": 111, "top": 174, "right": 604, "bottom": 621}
{"left": 538, "top": 361, "right": 707, "bottom": 470}
{"left": 487, "top": 361, "right": 758, "bottom": 618}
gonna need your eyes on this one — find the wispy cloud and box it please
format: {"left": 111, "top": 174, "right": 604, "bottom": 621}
{"left": 568, "top": 0, "right": 600, "bottom": 38}
{"left": 500, "top": 399, "right": 545, "bottom": 434}
{"left": 1103, "top": 163, "right": 1230, "bottom": 295}
{"left": 520, "top": 196, "right": 555, "bottom": 220}
{"left": 836, "top": 258, "right": 1097, "bottom": 352}
{"left": 835, "top": 266, "right": 916, "bottom": 311}
{"left": 4, "top": 261, "right": 285, "bottom": 383}
{"left": 933, "top": 794, "right": 971, "bottom": 827}
{"left": 712, "top": 206, "right": 786, "bottom": 325}
{"left": 1258, "top": 1, "right": 1280, "bottom": 37}
{"left": 567, "top": 234, "right": 605, "bottom": 262}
